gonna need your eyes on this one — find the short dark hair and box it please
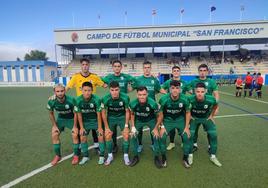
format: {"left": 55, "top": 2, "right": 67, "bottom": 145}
{"left": 112, "top": 59, "right": 122, "bottom": 65}
{"left": 247, "top": 72, "right": 250, "bottom": 75}
{"left": 257, "top": 72, "right": 261, "bottom": 76}
{"left": 170, "top": 80, "right": 181, "bottom": 87}
{"left": 195, "top": 82, "right": 206, "bottom": 89}
{"left": 109, "top": 81, "right": 120, "bottom": 88}
{"left": 172, "top": 66, "right": 180, "bottom": 71}
{"left": 143, "top": 61, "right": 152, "bottom": 66}
{"left": 82, "top": 81, "right": 93, "bottom": 89}
{"left": 198, "top": 64, "right": 208, "bottom": 71}
{"left": 80, "top": 58, "right": 90, "bottom": 64}
{"left": 137, "top": 86, "right": 147, "bottom": 92}
{"left": 253, "top": 72, "right": 256, "bottom": 75}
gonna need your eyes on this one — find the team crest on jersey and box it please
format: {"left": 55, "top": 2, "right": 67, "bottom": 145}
{"left": 179, "top": 103, "right": 183, "bottom": 108}
{"left": 65, "top": 104, "right": 69, "bottom": 109}
{"left": 90, "top": 103, "right": 94, "bottom": 108}
{"left": 205, "top": 82, "right": 209, "bottom": 86}
{"left": 146, "top": 107, "right": 150, "bottom": 111}
{"left": 119, "top": 101, "right": 123, "bottom": 106}
{"left": 151, "top": 80, "right": 155, "bottom": 84}
{"left": 120, "top": 76, "right": 124, "bottom": 80}
{"left": 204, "top": 105, "right": 208, "bottom": 109}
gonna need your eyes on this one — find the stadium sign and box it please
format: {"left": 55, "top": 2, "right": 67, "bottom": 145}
{"left": 55, "top": 21, "right": 268, "bottom": 44}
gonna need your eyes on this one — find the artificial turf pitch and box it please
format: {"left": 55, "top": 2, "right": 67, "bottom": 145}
{"left": 0, "top": 86, "right": 267, "bottom": 188}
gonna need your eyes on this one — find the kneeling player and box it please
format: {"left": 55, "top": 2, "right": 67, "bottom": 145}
{"left": 47, "top": 84, "right": 80, "bottom": 166}
{"left": 188, "top": 82, "right": 222, "bottom": 167}
{"left": 74, "top": 82, "right": 105, "bottom": 165}
{"left": 101, "top": 81, "right": 131, "bottom": 166}
{"left": 154, "top": 80, "right": 191, "bottom": 168}
{"left": 129, "top": 86, "right": 163, "bottom": 168}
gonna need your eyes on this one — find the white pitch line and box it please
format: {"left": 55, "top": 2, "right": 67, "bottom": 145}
{"left": 219, "top": 91, "right": 268, "bottom": 105}
{"left": 215, "top": 113, "right": 268, "bottom": 118}
{"left": 1, "top": 112, "right": 267, "bottom": 188}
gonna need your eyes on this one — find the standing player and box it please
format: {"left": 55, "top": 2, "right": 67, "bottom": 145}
{"left": 249, "top": 73, "right": 257, "bottom": 97}
{"left": 155, "top": 80, "right": 191, "bottom": 168}
{"left": 66, "top": 58, "right": 107, "bottom": 151}
{"left": 235, "top": 76, "right": 243, "bottom": 97}
{"left": 74, "top": 82, "right": 105, "bottom": 165}
{"left": 132, "top": 61, "right": 164, "bottom": 152}
{"left": 47, "top": 84, "right": 80, "bottom": 166}
{"left": 188, "top": 64, "right": 219, "bottom": 151}
{"left": 101, "top": 81, "right": 131, "bottom": 166}
{"left": 188, "top": 82, "right": 222, "bottom": 167}
{"left": 256, "top": 73, "right": 264, "bottom": 98}
{"left": 129, "top": 86, "right": 163, "bottom": 168}
{"left": 244, "top": 72, "right": 253, "bottom": 97}
{"left": 102, "top": 60, "right": 135, "bottom": 153}
{"left": 160, "top": 65, "right": 188, "bottom": 151}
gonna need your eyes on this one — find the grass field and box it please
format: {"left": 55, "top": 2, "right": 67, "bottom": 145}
{"left": 0, "top": 86, "right": 268, "bottom": 188}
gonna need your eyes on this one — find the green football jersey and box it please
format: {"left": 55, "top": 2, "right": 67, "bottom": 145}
{"left": 159, "top": 93, "right": 190, "bottom": 121}
{"left": 132, "top": 75, "right": 161, "bottom": 101}
{"left": 189, "top": 78, "right": 218, "bottom": 95}
{"left": 129, "top": 97, "right": 159, "bottom": 122}
{"left": 102, "top": 73, "right": 135, "bottom": 93}
{"left": 102, "top": 92, "right": 130, "bottom": 117}
{"left": 161, "top": 78, "right": 188, "bottom": 94}
{"left": 74, "top": 94, "right": 102, "bottom": 121}
{"left": 188, "top": 95, "right": 218, "bottom": 119}
{"left": 47, "top": 95, "right": 75, "bottom": 119}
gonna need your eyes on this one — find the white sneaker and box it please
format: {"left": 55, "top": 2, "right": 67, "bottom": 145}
{"left": 124, "top": 154, "right": 130, "bottom": 166}
{"left": 93, "top": 142, "right": 99, "bottom": 148}
{"left": 137, "top": 145, "right": 143, "bottom": 153}
{"left": 105, "top": 154, "right": 113, "bottom": 166}
{"left": 210, "top": 155, "right": 222, "bottom": 167}
{"left": 79, "top": 157, "right": 89, "bottom": 165}
{"left": 98, "top": 156, "right": 104, "bottom": 165}
{"left": 167, "top": 143, "right": 175, "bottom": 150}
{"left": 188, "top": 154, "right": 193, "bottom": 165}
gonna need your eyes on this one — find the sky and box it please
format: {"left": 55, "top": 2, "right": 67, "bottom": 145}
{"left": 0, "top": 0, "right": 267, "bottom": 61}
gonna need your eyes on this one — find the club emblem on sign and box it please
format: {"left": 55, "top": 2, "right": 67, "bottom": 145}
{"left": 71, "top": 32, "right": 78, "bottom": 42}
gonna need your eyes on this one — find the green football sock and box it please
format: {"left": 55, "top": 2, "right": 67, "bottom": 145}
{"left": 122, "top": 140, "right": 129, "bottom": 154}
{"left": 99, "top": 142, "right": 105, "bottom": 156}
{"left": 73, "top": 143, "right": 80, "bottom": 156}
{"left": 106, "top": 140, "right": 113, "bottom": 154}
{"left": 81, "top": 142, "right": 89, "bottom": 157}
{"left": 53, "top": 143, "right": 61, "bottom": 156}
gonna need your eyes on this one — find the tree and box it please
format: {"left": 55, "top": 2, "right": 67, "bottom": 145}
{"left": 24, "top": 50, "right": 49, "bottom": 61}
